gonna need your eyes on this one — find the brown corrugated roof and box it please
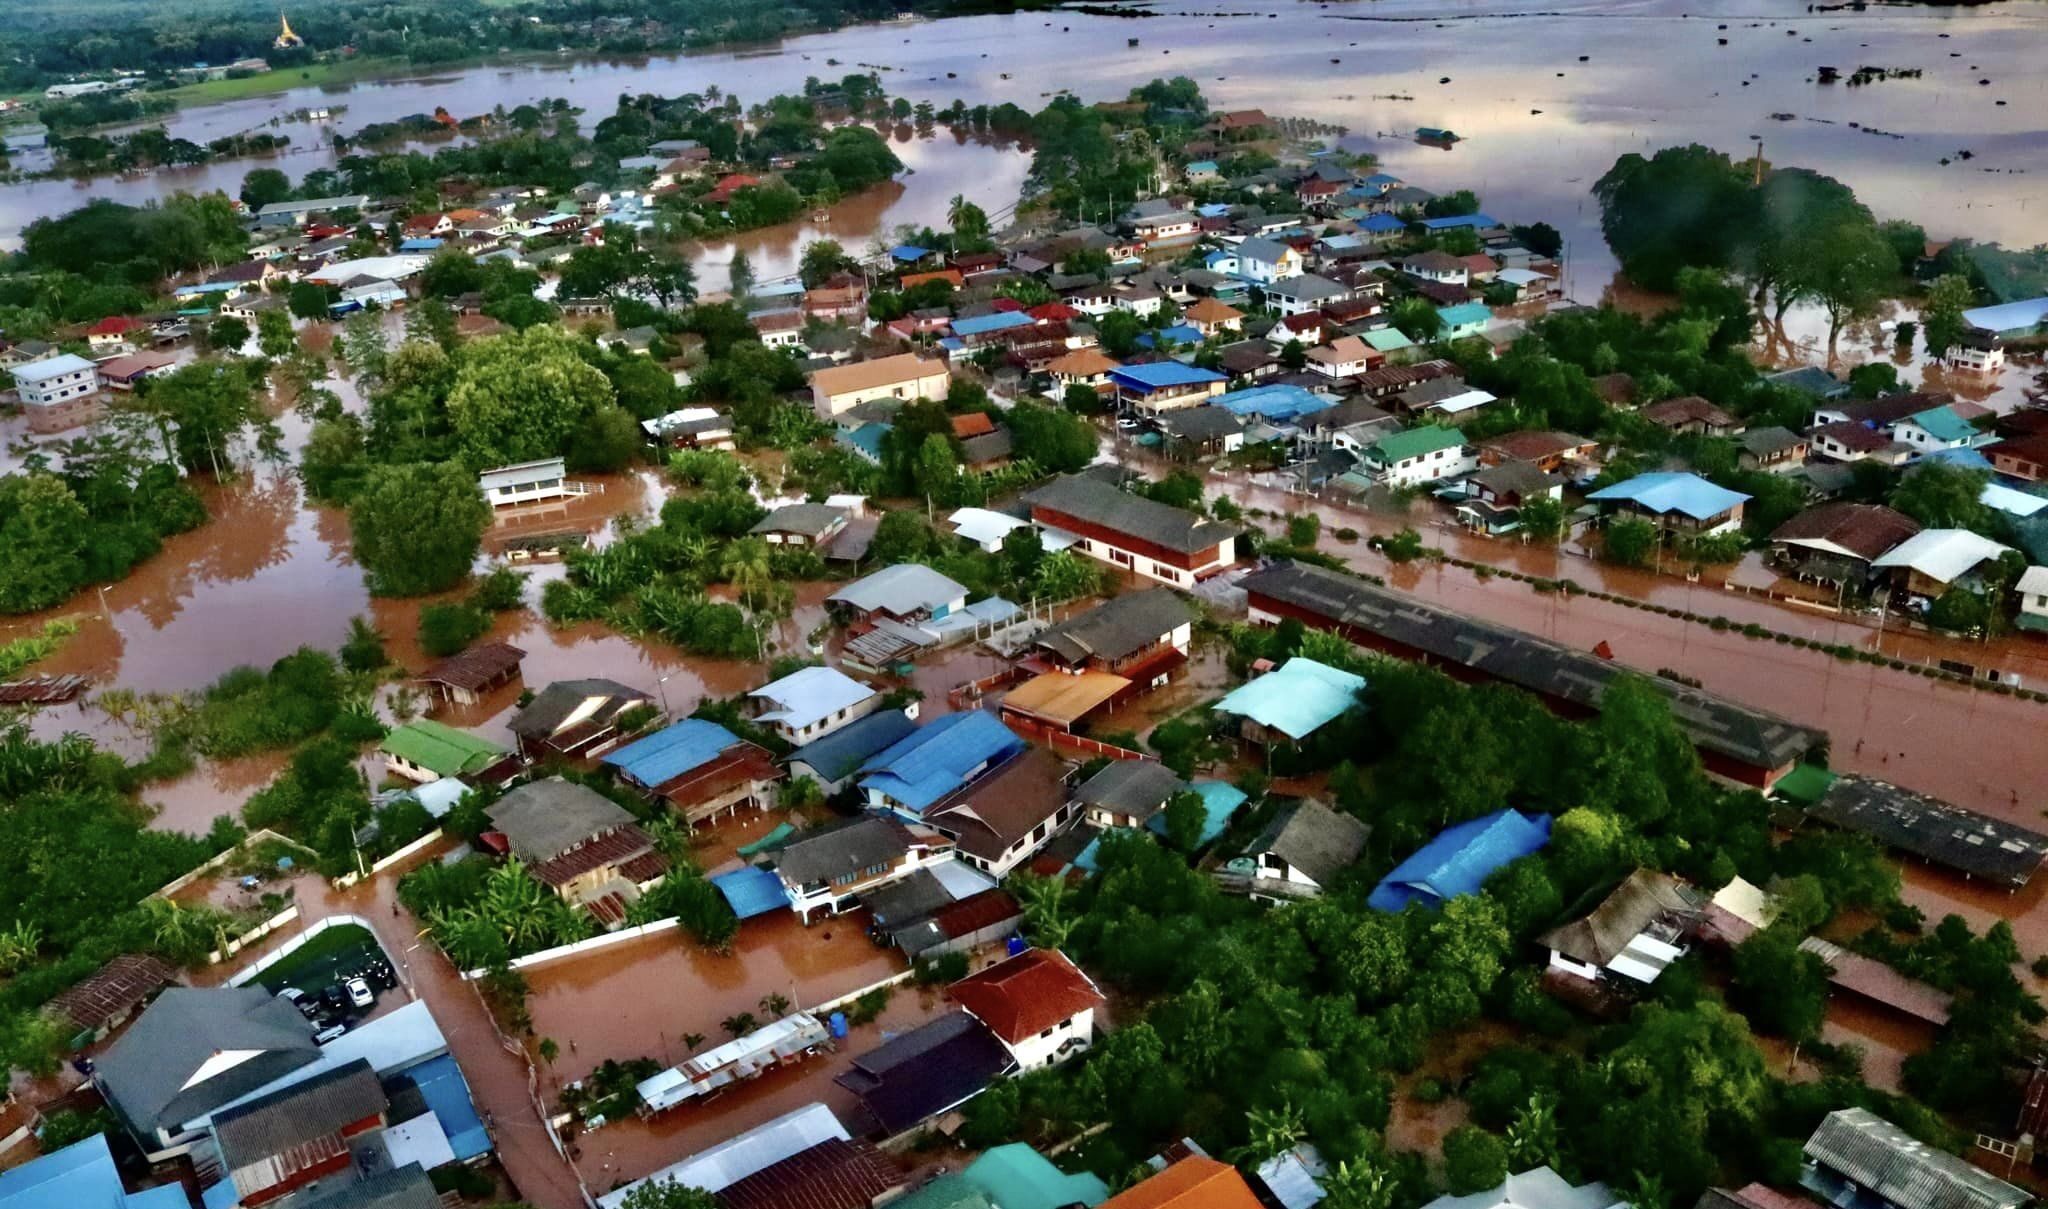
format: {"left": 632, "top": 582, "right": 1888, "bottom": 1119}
{"left": 716, "top": 1138, "right": 902, "bottom": 1209}
{"left": 45, "top": 954, "right": 178, "bottom": 1034}
{"left": 1770, "top": 503, "right": 1920, "bottom": 562}
{"left": 417, "top": 641, "right": 526, "bottom": 691}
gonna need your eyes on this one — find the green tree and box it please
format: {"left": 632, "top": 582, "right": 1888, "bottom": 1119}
{"left": 256, "top": 309, "right": 297, "bottom": 359}
{"left": 1920, "top": 274, "right": 1978, "bottom": 358}
{"left": 206, "top": 315, "right": 250, "bottom": 354}
{"left": 239, "top": 167, "right": 293, "bottom": 210}
{"left": 619, "top": 1179, "right": 720, "bottom": 1209}
{"left": 913, "top": 432, "right": 959, "bottom": 508}
{"left": 1602, "top": 515, "right": 1659, "bottom": 567}
{"left": 798, "top": 240, "right": 854, "bottom": 288}
{"left": 727, "top": 249, "right": 755, "bottom": 299}
{"left": 0, "top": 474, "right": 91, "bottom": 614}
{"left": 348, "top": 462, "right": 491, "bottom": 596}
{"left": 1889, "top": 463, "right": 1996, "bottom": 532}
{"left": 1516, "top": 495, "right": 1565, "bottom": 542}
{"left": 447, "top": 326, "right": 614, "bottom": 468}
{"left": 1442, "top": 1126, "right": 1509, "bottom": 1194}
{"left": 1729, "top": 924, "right": 1829, "bottom": 1041}
{"left": 1791, "top": 210, "right": 1895, "bottom": 356}
{"left": 1593, "top": 145, "right": 1751, "bottom": 291}
{"left": 139, "top": 361, "right": 274, "bottom": 477}
{"left": 1161, "top": 790, "right": 1207, "bottom": 852}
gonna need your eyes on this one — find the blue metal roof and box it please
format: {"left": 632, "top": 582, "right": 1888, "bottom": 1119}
{"left": 1213, "top": 384, "right": 1335, "bottom": 422}
{"left": 1417, "top": 213, "right": 1500, "bottom": 231}
{"left": 1197, "top": 203, "right": 1232, "bottom": 218}
{"left": 398, "top": 237, "right": 443, "bottom": 251}
{"left": 1185, "top": 160, "right": 1218, "bottom": 174}
{"left": 1917, "top": 446, "right": 1994, "bottom": 471}
{"left": 788, "top": 710, "right": 918, "bottom": 782}
{"left": 0, "top": 1133, "right": 192, "bottom": 1209}
{"left": 1367, "top": 809, "right": 1552, "bottom": 912}
{"left": 1364, "top": 172, "right": 1403, "bottom": 188}
{"left": 1108, "top": 362, "right": 1225, "bottom": 392}
{"left": 1588, "top": 471, "right": 1751, "bottom": 521}
{"left": 1135, "top": 324, "right": 1203, "bottom": 349}
{"left": 403, "top": 1052, "right": 492, "bottom": 1160}
{"left": 1362, "top": 213, "right": 1408, "bottom": 233}
{"left": 602, "top": 717, "right": 741, "bottom": 787}
{"left": 713, "top": 865, "right": 792, "bottom": 919}
{"left": 1962, "top": 296, "right": 2048, "bottom": 335}
{"left": 858, "top": 711, "right": 1025, "bottom": 814}
{"left": 890, "top": 245, "right": 933, "bottom": 262}
{"left": 1212, "top": 657, "right": 1366, "bottom": 739}
{"left": 951, "top": 310, "right": 1035, "bottom": 337}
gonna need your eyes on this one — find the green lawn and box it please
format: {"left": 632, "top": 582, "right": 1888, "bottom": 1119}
{"left": 159, "top": 58, "right": 402, "bottom": 106}
{"left": 251, "top": 922, "right": 386, "bottom": 994}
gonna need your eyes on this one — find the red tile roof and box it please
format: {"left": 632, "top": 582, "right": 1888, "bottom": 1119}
{"left": 951, "top": 412, "right": 997, "bottom": 438}
{"left": 948, "top": 948, "right": 1103, "bottom": 1044}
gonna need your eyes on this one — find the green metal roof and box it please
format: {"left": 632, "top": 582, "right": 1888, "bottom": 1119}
{"left": 1362, "top": 327, "right": 1415, "bottom": 352}
{"left": 380, "top": 720, "right": 504, "bottom": 776}
{"left": 1771, "top": 762, "right": 1838, "bottom": 805}
{"left": 1905, "top": 405, "right": 1976, "bottom": 444}
{"left": 1371, "top": 424, "right": 1466, "bottom": 465}
{"left": 964, "top": 1145, "right": 1110, "bottom": 1209}
{"left": 887, "top": 1176, "right": 993, "bottom": 1209}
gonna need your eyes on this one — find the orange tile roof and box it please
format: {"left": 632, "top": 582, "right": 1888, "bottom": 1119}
{"left": 1046, "top": 348, "right": 1120, "bottom": 378}
{"left": 901, "top": 269, "right": 965, "bottom": 291}
{"left": 1183, "top": 297, "right": 1244, "bottom": 324}
{"left": 948, "top": 948, "right": 1104, "bottom": 1044}
{"left": 951, "top": 412, "right": 997, "bottom": 438}
{"left": 1100, "top": 1157, "right": 1263, "bottom": 1209}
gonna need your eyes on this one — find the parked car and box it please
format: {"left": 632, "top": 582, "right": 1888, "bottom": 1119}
{"left": 346, "top": 977, "right": 374, "bottom": 1009}
{"left": 276, "top": 987, "right": 304, "bottom": 1004}
{"left": 314, "top": 1022, "right": 348, "bottom": 1044}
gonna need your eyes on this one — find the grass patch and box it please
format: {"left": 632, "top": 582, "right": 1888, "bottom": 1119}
{"left": 251, "top": 922, "right": 385, "bottom": 994}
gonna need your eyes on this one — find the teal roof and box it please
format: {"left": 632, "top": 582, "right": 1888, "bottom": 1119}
{"left": 1362, "top": 327, "right": 1415, "bottom": 352}
{"left": 1371, "top": 425, "right": 1465, "bottom": 465}
{"left": 1147, "top": 780, "right": 1249, "bottom": 847}
{"left": 1437, "top": 301, "right": 1492, "bottom": 328}
{"left": 1905, "top": 405, "right": 1975, "bottom": 444}
{"left": 890, "top": 1175, "right": 993, "bottom": 1209}
{"left": 964, "top": 1144, "right": 1110, "bottom": 1209}
{"left": 1213, "top": 657, "right": 1367, "bottom": 740}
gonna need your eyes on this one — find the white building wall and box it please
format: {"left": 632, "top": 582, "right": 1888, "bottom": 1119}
{"left": 1002, "top": 1007, "right": 1095, "bottom": 1070}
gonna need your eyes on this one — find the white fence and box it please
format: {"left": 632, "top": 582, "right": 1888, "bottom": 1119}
{"left": 332, "top": 827, "right": 446, "bottom": 889}
{"left": 460, "top": 916, "right": 681, "bottom": 981}
{"left": 206, "top": 905, "right": 302, "bottom": 968}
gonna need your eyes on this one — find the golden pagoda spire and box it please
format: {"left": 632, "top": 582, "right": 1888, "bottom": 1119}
{"left": 275, "top": 12, "right": 304, "bottom": 48}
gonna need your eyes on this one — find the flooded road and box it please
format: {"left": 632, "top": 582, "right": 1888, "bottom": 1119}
{"left": 4, "top": 0, "right": 2044, "bottom": 293}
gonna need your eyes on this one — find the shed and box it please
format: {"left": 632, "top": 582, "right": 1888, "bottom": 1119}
{"left": 1212, "top": 657, "right": 1365, "bottom": 744}
{"left": 414, "top": 641, "right": 526, "bottom": 706}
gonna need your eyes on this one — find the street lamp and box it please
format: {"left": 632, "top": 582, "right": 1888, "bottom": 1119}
{"left": 657, "top": 674, "right": 672, "bottom": 718}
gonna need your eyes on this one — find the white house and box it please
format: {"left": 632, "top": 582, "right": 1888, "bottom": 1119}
{"left": 1362, "top": 425, "right": 1475, "bottom": 487}
{"left": 747, "top": 666, "right": 881, "bottom": 745}
{"left": 1239, "top": 799, "right": 1369, "bottom": 905}
{"left": 12, "top": 353, "right": 100, "bottom": 407}
{"left": 1537, "top": 870, "right": 1700, "bottom": 988}
{"left": 1234, "top": 236, "right": 1304, "bottom": 284}
{"left": 948, "top": 948, "right": 1105, "bottom": 1071}
{"left": 2018, "top": 566, "right": 2048, "bottom": 634}
{"left": 770, "top": 816, "right": 957, "bottom": 924}
{"left": 478, "top": 457, "right": 571, "bottom": 506}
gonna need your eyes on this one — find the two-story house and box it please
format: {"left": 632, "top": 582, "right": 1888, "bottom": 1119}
{"left": 485, "top": 778, "right": 667, "bottom": 916}
{"left": 770, "top": 815, "right": 957, "bottom": 923}
{"left": 1360, "top": 425, "right": 1475, "bottom": 487}
{"left": 858, "top": 711, "right": 1027, "bottom": 821}
{"left": 808, "top": 353, "right": 951, "bottom": 420}
{"left": 747, "top": 665, "right": 882, "bottom": 746}
{"left": 602, "top": 719, "right": 781, "bottom": 827}
{"left": 948, "top": 948, "right": 1105, "bottom": 1070}
{"left": 1022, "top": 474, "right": 1240, "bottom": 587}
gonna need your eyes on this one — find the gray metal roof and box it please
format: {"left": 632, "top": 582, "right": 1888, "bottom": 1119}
{"left": 1033, "top": 590, "right": 1194, "bottom": 666}
{"left": 1240, "top": 562, "right": 1822, "bottom": 773}
{"left": 1803, "top": 1108, "right": 2026, "bottom": 1209}
{"left": 1535, "top": 869, "right": 1700, "bottom": 967}
{"left": 96, "top": 987, "right": 319, "bottom": 1136}
{"left": 773, "top": 816, "right": 912, "bottom": 885}
{"left": 294, "top": 1164, "right": 443, "bottom": 1209}
{"left": 1247, "top": 799, "right": 1369, "bottom": 886}
{"left": 827, "top": 564, "right": 968, "bottom": 618}
{"left": 751, "top": 503, "right": 848, "bottom": 540}
{"left": 507, "top": 678, "right": 646, "bottom": 740}
{"left": 1808, "top": 776, "right": 2048, "bottom": 887}
{"left": 214, "top": 1059, "right": 386, "bottom": 1171}
{"left": 485, "top": 777, "right": 636, "bottom": 864}
{"left": 1161, "top": 407, "right": 1246, "bottom": 442}
{"left": 1023, "top": 475, "right": 1238, "bottom": 555}
{"left": 1071, "top": 761, "right": 1187, "bottom": 822}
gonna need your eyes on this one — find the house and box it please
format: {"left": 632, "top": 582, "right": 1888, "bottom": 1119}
{"left": 94, "top": 986, "right": 320, "bottom": 1159}
{"left": 859, "top": 711, "right": 1027, "bottom": 820}
{"left": 210, "top": 1059, "right": 390, "bottom": 1207}
{"left": 1805, "top": 776, "right": 2048, "bottom": 889}
{"left": 1240, "top": 562, "right": 1822, "bottom": 788}
{"left": 771, "top": 815, "right": 957, "bottom": 923}
{"left": 507, "top": 679, "right": 656, "bottom": 762}
{"left": 1367, "top": 809, "right": 1553, "bottom": 912}
{"left": 1738, "top": 426, "right": 1810, "bottom": 473}
{"left": 716, "top": 1138, "right": 904, "bottom": 1209}
{"left": 751, "top": 309, "right": 806, "bottom": 351}
{"left": 1264, "top": 275, "right": 1350, "bottom": 319}
{"left": 1109, "top": 362, "right": 1228, "bottom": 416}
{"left": 1360, "top": 425, "right": 1474, "bottom": 487}
{"left": 43, "top": 954, "right": 178, "bottom": 1047}
{"left": 478, "top": 457, "right": 571, "bottom": 506}
{"left": 1892, "top": 404, "right": 1982, "bottom": 454}
{"left": 809, "top": 354, "right": 951, "bottom": 420}
{"left": 1435, "top": 301, "right": 1492, "bottom": 339}
{"left": 924, "top": 748, "right": 1079, "bottom": 877}
{"left": 602, "top": 718, "right": 780, "bottom": 826}
{"left": 1987, "top": 433, "right": 2048, "bottom": 482}
{"left": 1160, "top": 406, "right": 1247, "bottom": 457}
{"left": 1213, "top": 383, "right": 1333, "bottom": 426}
{"left": 97, "top": 350, "right": 179, "bottom": 391}
{"left": 1478, "top": 430, "right": 1598, "bottom": 474}
{"left": 643, "top": 407, "right": 736, "bottom": 451}
{"left": 1073, "top": 760, "right": 1188, "bottom": 830}
{"left": 1101, "top": 1156, "right": 1264, "bottom": 1209}
{"left": 1232, "top": 798, "right": 1370, "bottom": 904}
{"left": 1183, "top": 296, "right": 1245, "bottom": 338}
{"left": 705, "top": 173, "right": 761, "bottom": 204}
{"left": 381, "top": 720, "right": 508, "bottom": 784}
{"left": 1494, "top": 267, "right": 1555, "bottom": 302}
{"left": 1031, "top": 588, "right": 1196, "bottom": 678}
{"left": 949, "top": 948, "right": 1104, "bottom": 1070}
{"left": 1870, "top": 528, "right": 2014, "bottom": 604}
{"left": 484, "top": 778, "right": 666, "bottom": 912}
{"left": 785, "top": 710, "right": 919, "bottom": 794}
{"left": 594, "top": 1102, "right": 856, "bottom": 1209}
{"left": 1234, "top": 237, "right": 1304, "bottom": 284}
{"left": 1961, "top": 296, "right": 2048, "bottom": 341}
{"left": 1801, "top": 1108, "right": 2026, "bottom": 1209}
{"left": 1642, "top": 395, "right": 1743, "bottom": 437}
{"left": 0, "top": 1134, "right": 191, "bottom": 1209}
{"left": 414, "top": 641, "right": 526, "bottom": 707}
{"left": 1460, "top": 461, "right": 1564, "bottom": 533}
{"left": 1587, "top": 472, "right": 1749, "bottom": 535}
{"left": 1402, "top": 250, "right": 1469, "bottom": 285}
{"left": 1946, "top": 330, "right": 2004, "bottom": 374}
{"left": 1810, "top": 391, "right": 1951, "bottom": 430}
{"left": 1539, "top": 870, "right": 1701, "bottom": 988}
{"left": 750, "top": 503, "right": 849, "bottom": 549}
{"left": 828, "top": 564, "right": 969, "bottom": 625}
{"left": 1046, "top": 348, "right": 1121, "bottom": 394}
{"left": 1768, "top": 504, "right": 1921, "bottom": 588}
{"left": 1304, "top": 334, "right": 1378, "bottom": 379}
{"left": 1022, "top": 474, "right": 1240, "bottom": 587}
{"left": 2018, "top": 565, "right": 2048, "bottom": 633}
{"left": 1420, "top": 1168, "right": 1626, "bottom": 1209}
{"left": 1212, "top": 657, "right": 1366, "bottom": 748}
{"left": 748, "top": 665, "right": 881, "bottom": 745}
{"left": 86, "top": 315, "right": 151, "bottom": 352}
{"left": 11, "top": 354, "right": 102, "bottom": 432}
{"left": 835, "top": 1011, "right": 1011, "bottom": 1137}
{"left": 1810, "top": 421, "right": 1912, "bottom": 466}
{"left": 1767, "top": 366, "right": 1851, "bottom": 401}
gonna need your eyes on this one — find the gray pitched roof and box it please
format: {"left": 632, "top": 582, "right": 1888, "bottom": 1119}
{"left": 774, "top": 816, "right": 912, "bottom": 885}
{"left": 1248, "top": 799, "right": 1369, "bottom": 886}
{"left": 1033, "top": 589, "right": 1195, "bottom": 666}
{"left": 1161, "top": 407, "right": 1247, "bottom": 442}
{"left": 1023, "top": 475, "right": 1239, "bottom": 555}
{"left": 96, "top": 987, "right": 319, "bottom": 1136}
{"left": 485, "top": 777, "right": 636, "bottom": 864}
{"left": 295, "top": 1164, "right": 443, "bottom": 1209}
{"left": 1071, "top": 761, "right": 1187, "bottom": 823}
{"left": 1803, "top": 1108, "right": 2026, "bottom": 1209}
{"left": 828, "top": 564, "right": 968, "bottom": 618}
{"left": 507, "top": 678, "right": 645, "bottom": 740}
{"left": 214, "top": 1059, "right": 387, "bottom": 1171}
{"left": 1807, "top": 776, "right": 2048, "bottom": 886}
{"left": 1535, "top": 870, "right": 1700, "bottom": 967}
{"left": 751, "top": 503, "right": 848, "bottom": 540}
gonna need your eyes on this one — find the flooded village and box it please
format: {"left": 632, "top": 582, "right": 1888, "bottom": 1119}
{"left": 6, "top": 3, "right": 2048, "bottom": 1209}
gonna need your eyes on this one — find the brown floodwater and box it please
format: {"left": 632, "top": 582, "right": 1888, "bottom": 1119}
{"left": 4, "top": 0, "right": 2044, "bottom": 294}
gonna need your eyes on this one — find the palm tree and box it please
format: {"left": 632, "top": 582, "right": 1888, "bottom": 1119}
{"left": 721, "top": 1012, "right": 758, "bottom": 1039}
{"left": 1505, "top": 1093, "right": 1559, "bottom": 1169}
{"left": 948, "top": 193, "right": 971, "bottom": 232}
{"left": 0, "top": 921, "right": 43, "bottom": 974}
{"left": 1231, "top": 1100, "right": 1305, "bottom": 1166}
{"left": 759, "top": 992, "right": 791, "bottom": 1019}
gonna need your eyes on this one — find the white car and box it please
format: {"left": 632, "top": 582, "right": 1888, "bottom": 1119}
{"left": 314, "top": 1022, "right": 348, "bottom": 1045}
{"left": 345, "top": 978, "right": 374, "bottom": 1009}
